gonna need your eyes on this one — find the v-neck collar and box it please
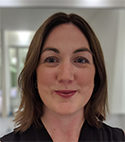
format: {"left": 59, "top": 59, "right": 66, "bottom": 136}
{"left": 33, "top": 120, "right": 53, "bottom": 141}
{"left": 78, "top": 120, "right": 93, "bottom": 141}
{"left": 33, "top": 119, "right": 94, "bottom": 142}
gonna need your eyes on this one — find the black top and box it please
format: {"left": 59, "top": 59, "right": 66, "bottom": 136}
{"left": 0, "top": 120, "right": 125, "bottom": 142}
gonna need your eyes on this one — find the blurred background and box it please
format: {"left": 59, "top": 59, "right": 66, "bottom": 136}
{"left": 0, "top": 0, "right": 125, "bottom": 137}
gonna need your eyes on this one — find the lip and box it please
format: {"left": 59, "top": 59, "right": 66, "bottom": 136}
{"left": 55, "top": 90, "right": 77, "bottom": 98}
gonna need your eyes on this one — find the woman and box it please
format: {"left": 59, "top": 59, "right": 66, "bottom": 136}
{"left": 0, "top": 12, "right": 125, "bottom": 142}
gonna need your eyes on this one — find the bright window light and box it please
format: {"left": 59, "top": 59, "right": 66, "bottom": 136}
{"left": 17, "top": 31, "right": 31, "bottom": 45}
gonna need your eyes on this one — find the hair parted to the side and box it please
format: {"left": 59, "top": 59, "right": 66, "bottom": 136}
{"left": 14, "top": 12, "right": 108, "bottom": 132}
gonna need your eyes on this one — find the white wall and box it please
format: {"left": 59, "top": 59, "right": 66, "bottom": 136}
{"left": 90, "top": 9, "right": 125, "bottom": 114}
{"left": 111, "top": 10, "right": 125, "bottom": 114}
{"left": 1, "top": 8, "right": 99, "bottom": 30}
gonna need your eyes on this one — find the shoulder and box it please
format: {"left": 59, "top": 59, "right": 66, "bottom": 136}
{"left": 0, "top": 131, "right": 20, "bottom": 142}
{"left": 0, "top": 125, "right": 36, "bottom": 142}
{"left": 102, "top": 123, "right": 124, "bottom": 135}
{"left": 97, "top": 122, "right": 125, "bottom": 141}
{"left": 84, "top": 120, "right": 125, "bottom": 141}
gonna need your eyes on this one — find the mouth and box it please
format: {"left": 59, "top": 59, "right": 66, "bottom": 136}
{"left": 55, "top": 90, "right": 77, "bottom": 98}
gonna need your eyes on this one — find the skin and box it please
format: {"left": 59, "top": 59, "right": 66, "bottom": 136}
{"left": 36, "top": 23, "right": 95, "bottom": 142}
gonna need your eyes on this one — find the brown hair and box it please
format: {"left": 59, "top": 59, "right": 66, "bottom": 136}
{"left": 14, "top": 12, "right": 108, "bottom": 132}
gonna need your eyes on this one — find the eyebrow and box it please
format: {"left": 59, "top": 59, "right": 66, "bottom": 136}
{"left": 41, "top": 47, "right": 93, "bottom": 55}
{"left": 41, "top": 47, "right": 60, "bottom": 54}
{"left": 73, "top": 47, "right": 93, "bottom": 55}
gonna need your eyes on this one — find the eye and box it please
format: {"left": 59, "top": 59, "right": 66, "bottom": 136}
{"left": 74, "top": 57, "right": 89, "bottom": 64}
{"left": 44, "top": 56, "right": 59, "bottom": 63}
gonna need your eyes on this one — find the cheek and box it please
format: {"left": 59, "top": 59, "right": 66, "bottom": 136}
{"left": 77, "top": 69, "right": 95, "bottom": 105}
{"left": 77, "top": 69, "right": 95, "bottom": 86}
{"left": 36, "top": 67, "right": 56, "bottom": 86}
{"left": 36, "top": 67, "right": 56, "bottom": 101}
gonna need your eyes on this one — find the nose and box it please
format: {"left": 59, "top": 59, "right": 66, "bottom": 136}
{"left": 57, "top": 60, "right": 74, "bottom": 84}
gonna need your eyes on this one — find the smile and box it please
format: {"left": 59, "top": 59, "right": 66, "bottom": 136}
{"left": 55, "top": 90, "right": 77, "bottom": 98}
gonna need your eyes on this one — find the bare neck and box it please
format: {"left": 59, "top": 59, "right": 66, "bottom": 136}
{"left": 41, "top": 108, "right": 84, "bottom": 142}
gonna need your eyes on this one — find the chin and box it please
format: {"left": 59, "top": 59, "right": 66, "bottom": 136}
{"left": 54, "top": 105, "right": 82, "bottom": 116}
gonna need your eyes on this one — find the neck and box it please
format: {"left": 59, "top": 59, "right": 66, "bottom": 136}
{"left": 41, "top": 107, "right": 84, "bottom": 142}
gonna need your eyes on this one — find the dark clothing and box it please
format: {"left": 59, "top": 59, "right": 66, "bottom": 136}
{"left": 0, "top": 120, "right": 125, "bottom": 142}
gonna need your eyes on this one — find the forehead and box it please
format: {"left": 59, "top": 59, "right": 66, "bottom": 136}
{"left": 43, "top": 23, "right": 90, "bottom": 51}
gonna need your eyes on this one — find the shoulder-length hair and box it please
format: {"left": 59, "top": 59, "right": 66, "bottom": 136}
{"left": 14, "top": 12, "right": 108, "bottom": 132}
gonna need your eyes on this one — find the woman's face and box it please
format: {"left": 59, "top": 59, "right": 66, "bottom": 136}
{"left": 36, "top": 23, "right": 95, "bottom": 116}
